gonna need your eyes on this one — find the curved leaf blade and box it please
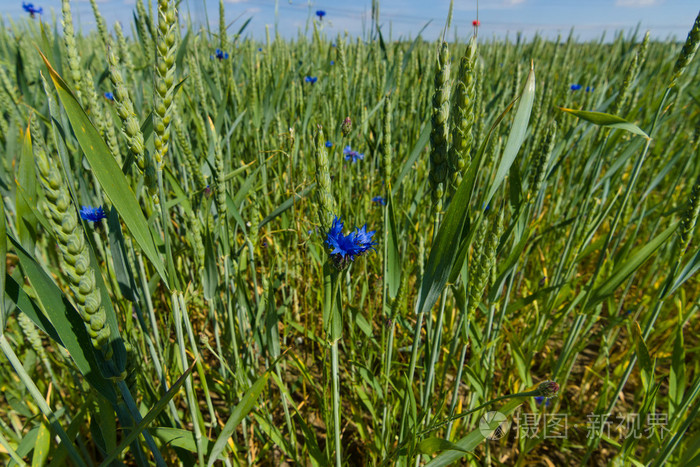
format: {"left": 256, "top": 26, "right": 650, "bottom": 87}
{"left": 99, "top": 361, "right": 197, "bottom": 466}
{"left": 589, "top": 221, "right": 678, "bottom": 306}
{"left": 559, "top": 107, "right": 649, "bottom": 139}
{"left": 207, "top": 372, "right": 270, "bottom": 466}
{"left": 426, "top": 399, "right": 523, "bottom": 466}
{"left": 486, "top": 64, "right": 536, "bottom": 203}
{"left": 7, "top": 234, "right": 117, "bottom": 403}
{"left": 37, "top": 50, "right": 169, "bottom": 289}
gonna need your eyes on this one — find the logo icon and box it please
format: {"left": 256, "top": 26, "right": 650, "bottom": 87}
{"left": 479, "top": 411, "right": 511, "bottom": 440}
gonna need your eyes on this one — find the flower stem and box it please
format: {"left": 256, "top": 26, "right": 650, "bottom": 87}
{"left": 331, "top": 338, "right": 342, "bottom": 466}
{"left": 323, "top": 262, "right": 343, "bottom": 465}
{"left": 420, "top": 389, "right": 540, "bottom": 436}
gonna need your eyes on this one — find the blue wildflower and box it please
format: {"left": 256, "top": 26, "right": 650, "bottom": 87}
{"left": 570, "top": 84, "right": 582, "bottom": 91}
{"left": 330, "top": 60, "right": 335, "bottom": 65}
{"left": 316, "top": 10, "right": 326, "bottom": 20}
{"left": 22, "top": 2, "right": 42, "bottom": 17}
{"left": 353, "top": 225, "right": 377, "bottom": 252}
{"left": 258, "top": 47, "right": 263, "bottom": 52}
{"left": 325, "top": 216, "right": 376, "bottom": 268}
{"left": 534, "top": 396, "right": 550, "bottom": 407}
{"left": 305, "top": 76, "right": 318, "bottom": 84}
{"left": 332, "top": 42, "right": 337, "bottom": 47}
{"left": 343, "top": 145, "right": 364, "bottom": 163}
{"left": 80, "top": 206, "right": 107, "bottom": 223}
{"left": 214, "top": 49, "right": 229, "bottom": 60}
{"left": 325, "top": 141, "right": 333, "bottom": 148}
{"left": 372, "top": 196, "right": 386, "bottom": 206}
{"left": 104, "top": 92, "right": 114, "bottom": 101}
{"left": 586, "top": 86, "right": 593, "bottom": 93}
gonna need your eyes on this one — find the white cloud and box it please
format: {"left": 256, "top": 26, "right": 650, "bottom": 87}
{"left": 615, "top": 0, "right": 661, "bottom": 6}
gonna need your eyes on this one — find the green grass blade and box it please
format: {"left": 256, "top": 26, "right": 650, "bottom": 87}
{"left": 392, "top": 122, "right": 431, "bottom": 196}
{"left": 150, "top": 427, "right": 212, "bottom": 456}
{"left": 106, "top": 208, "right": 139, "bottom": 302}
{"left": 559, "top": 107, "right": 649, "bottom": 139}
{"left": 486, "top": 64, "right": 535, "bottom": 203}
{"left": 7, "top": 233, "right": 117, "bottom": 403}
{"left": 0, "top": 200, "right": 6, "bottom": 331}
{"left": 4, "top": 274, "right": 61, "bottom": 344}
{"left": 668, "top": 248, "right": 700, "bottom": 297}
{"left": 258, "top": 183, "right": 315, "bottom": 230}
{"left": 386, "top": 190, "right": 401, "bottom": 299}
{"left": 16, "top": 122, "right": 38, "bottom": 252}
{"left": 417, "top": 437, "right": 471, "bottom": 456}
{"left": 414, "top": 147, "right": 474, "bottom": 322}
{"left": 425, "top": 399, "right": 523, "bottom": 466}
{"left": 207, "top": 371, "right": 270, "bottom": 466}
{"left": 99, "top": 361, "right": 197, "bottom": 467}
{"left": 589, "top": 221, "right": 678, "bottom": 306}
{"left": 37, "top": 50, "right": 170, "bottom": 289}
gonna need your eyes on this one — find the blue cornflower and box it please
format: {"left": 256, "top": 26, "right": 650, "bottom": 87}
{"left": 372, "top": 196, "right": 386, "bottom": 206}
{"left": 22, "top": 2, "right": 42, "bottom": 17}
{"left": 214, "top": 49, "right": 229, "bottom": 60}
{"left": 586, "top": 86, "right": 593, "bottom": 93}
{"left": 325, "top": 216, "right": 376, "bottom": 268}
{"left": 316, "top": 10, "right": 326, "bottom": 20}
{"left": 332, "top": 42, "right": 337, "bottom": 47}
{"left": 80, "top": 206, "right": 107, "bottom": 223}
{"left": 343, "top": 145, "right": 364, "bottom": 163}
{"left": 570, "top": 84, "right": 582, "bottom": 91}
{"left": 330, "top": 60, "right": 335, "bottom": 65}
{"left": 534, "top": 396, "right": 550, "bottom": 407}
{"left": 353, "top": 224, "right": 377, "bottom": 253}
{"left": 325, "top": 141, "right": 333, "bottom": 148}
{"left": 104, "top": 92, "right": 114, "bottom": 101}
{"left": 258, "top": 47, "right": 263, "bottom": 52}
{"left": 305, "top": 76, "right": 318, "bottom": 84}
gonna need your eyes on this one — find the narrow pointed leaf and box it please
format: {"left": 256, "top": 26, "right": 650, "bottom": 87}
{"left": 0, "top": 201, "right": 6, "bottom": 331}
{"left": 418, "top": 437, "right": 471, "bottom": 456}
{"left": 150, "top": 428, "right": 212, "bottom": 455}
{"left": 559, "top": 107, "right": 649, "bottom": 139}
{"left": 37, "top": 50, "right": 169, "bottom": 289}
{"left": 7, "top": 234, "right": 117, "bottom": 403}
{"left": 16, "top": 123, "right": 38, "bottom": 252}
{"left": 207, "top": 372, "right": 270, "bottom": 466}
{"left": 386, "top": 190, "right": 401, "bottom": 299}
{"left": 589, "top": 221, "right": 678, "bottom": 306}
{"left": 486, "top": 64, "right": 536, "bottom": 202}
{"left": 99, "top": 361, "right": 197, "bottom": 466}
{"left": 426, "top": 399, "right": 522, "bottom": 466}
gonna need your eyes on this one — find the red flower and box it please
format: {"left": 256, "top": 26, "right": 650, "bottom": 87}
{"left": 472, "top": 19, "right": 481, "bottom": 27}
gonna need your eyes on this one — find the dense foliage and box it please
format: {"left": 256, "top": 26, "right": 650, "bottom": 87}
{"left": 0, "top": 2, "right": 699, "bottom": 465}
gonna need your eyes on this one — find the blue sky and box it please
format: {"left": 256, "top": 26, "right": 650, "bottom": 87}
{"left": 3, "top": 0, "right": 699, "bottom": 42}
